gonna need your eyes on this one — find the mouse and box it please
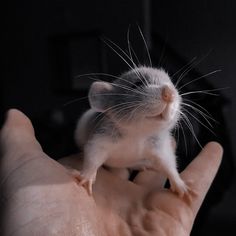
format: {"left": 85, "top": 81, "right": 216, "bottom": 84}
{"left": 72, "top": 66, "right": 190, "bottom": 197}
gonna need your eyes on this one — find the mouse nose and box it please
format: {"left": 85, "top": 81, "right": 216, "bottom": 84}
{"left": 161, "top": 85, "right": 174, "bottom": 103}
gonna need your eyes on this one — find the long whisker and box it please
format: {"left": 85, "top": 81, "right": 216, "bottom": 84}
{"left": 74, "top": 72, "right": 121, "bottom": 80}
{"left": 137, "top": 25, "right": 152, "bottom": 67}
{"left": 182, "top": 98, "right": 214, "bottom": 118}
{"left": 177, "top": 119, "right": 188, "bottom": 156}
{"left": 112, "top": 102, "right": 142, "bottom": 124}
{"left": 102, "top": 37, "right": 149, "bottom": 87}
{"left": 63, "top": 96, "right": 90, "bottom": 106}
{"left": 182, "top": 91, "right": 219, "bottom": 96}
{"left": 108, "top": 81, "right": 147, "bottom": 96}
{"left": 93, "top": 93, "right": 142, "bottom": 98}
{"left": 63, "top": 92, "right": 141, "bottom": 107}
{"left": 81, "top": 76, "right": 148, "bottom": 96}
{"left": 175, "top": 60, "right": 199, "bottom": 88}
{"left": 179, "top": 111, "right": 203, "bottom": 149}
{"left": 75, "top": 72, "right": 147, "bottom": 92}
{"left": 171, "top": 56, "right": 197, "bottom": 78}
{"left": 178, "top": 69, "right": 221, "bottom": 91}
{"left": 126, "top": 102, "right": 145, "bottom": 123}
{"left": 181, "top": 102, "right": 216, "bottom": 125}
{"left": 133, "top": 67, "right": 150, "bottom": 87}
{"left": 181, "top": 107, "right": 216, "bottom": 136}
{"left": 180, "top": 87, "right": 229, "bottom": 97}
{"left": 92, "top": 101, "right": 141, "bottom": 129}
{"left": 127, "top": 25, "right": 136, "bottom": 69}
{"left": 102, "top": 102, "right": 143, "bottom": 134}
{"left": 173, "top": 122, "right": 180, "bottom": 149}
{"left": 130, "top": 45, "right": 142, "bottom": 66}
{"left": 108, "top": 102, "right": 143, "bottom": 137}
{"left": 182, "top": 104, "right": 214, "bottom": 128}
{"left": 175, "top": 50, "right": 212, "bottom": 88}
{"left": 102, "top": 38, "right": 142, "bottom": 79}
{"left": 111, "top": 101, "right": 142, "bottom": 116}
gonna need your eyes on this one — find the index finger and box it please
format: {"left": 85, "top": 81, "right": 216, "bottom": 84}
{"left": 181, "top": 142, "right": 223, "bottom": 216}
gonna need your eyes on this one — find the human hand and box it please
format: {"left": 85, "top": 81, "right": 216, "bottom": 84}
{"left": 0, "top": 109, "right": 223, "bottom": 236}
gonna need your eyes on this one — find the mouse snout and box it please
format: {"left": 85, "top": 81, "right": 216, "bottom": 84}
{"left": 161, "top": 85, "right": 174, "bottom": 103}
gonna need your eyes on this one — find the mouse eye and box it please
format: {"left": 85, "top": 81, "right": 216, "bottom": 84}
{"left": 130, "top": 80, "right": 145, "bottom": 89}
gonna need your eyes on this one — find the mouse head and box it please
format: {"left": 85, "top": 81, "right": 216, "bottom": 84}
{"left": 88, "top": 66, "right": 181, "bottom": 129}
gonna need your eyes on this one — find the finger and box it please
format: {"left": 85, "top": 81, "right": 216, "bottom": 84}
{"left": 181, "top": 142, "right": 223, "bottom": 216}
{"left": 133, "top": 170, "right": 167, "bottom": 190}
{"left": 0, "top": 109, "right": 42, "bottom": 154}
{"left": 90, "top": 165, "right": 147, "bottom": 217}
{"left": 105, "top": 167, "right": 130, "bottom": 180}
{"left": 0, "top": 109, "right": 44, "bottom": 182}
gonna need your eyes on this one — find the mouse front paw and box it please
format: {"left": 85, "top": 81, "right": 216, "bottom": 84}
{"left": 170, "top": 178, "right": 197, "bottom": 202}
{"left": 68, "top": 169, "right": 97, "bottom": 196}
{"left": 170, "top": 178, "right": 188, "bottom": 197}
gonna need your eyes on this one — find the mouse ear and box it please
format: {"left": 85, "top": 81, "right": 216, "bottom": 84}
{"left": 88, "top": 81, "right": 114, "bottom": 112}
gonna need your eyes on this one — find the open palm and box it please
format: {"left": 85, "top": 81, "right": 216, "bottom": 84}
{"left": 0, "top": 109, "right": 222, "bottom": 236}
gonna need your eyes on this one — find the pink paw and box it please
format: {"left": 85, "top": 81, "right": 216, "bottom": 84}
{"left": 68, "top": 169, "right": 96, "bottom": 196}
{"left": 170, "top": 179, "right": 196, "bottom": 202}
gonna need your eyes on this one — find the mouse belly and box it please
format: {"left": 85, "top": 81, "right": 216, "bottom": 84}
{"left": 104, "top": 140, "right": 152, "bottom": 169}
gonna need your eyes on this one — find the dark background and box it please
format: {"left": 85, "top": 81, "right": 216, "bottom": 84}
{"left": 3, "top": 0, "right": 236, "bottom": 235}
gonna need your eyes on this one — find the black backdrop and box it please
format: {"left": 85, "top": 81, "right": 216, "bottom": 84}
{"left": 3, "top": 1, "right": 236, "bottom": 235}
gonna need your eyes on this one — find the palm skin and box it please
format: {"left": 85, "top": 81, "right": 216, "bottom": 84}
{"left": 0, "top": 109, "right": 223, "bottom": 236}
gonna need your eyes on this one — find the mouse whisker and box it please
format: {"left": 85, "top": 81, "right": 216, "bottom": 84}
{"left": 175, "top": 61, "right": 198, "bottom": 88}
{"left": 109, "top": 78, "right": 148, "bottom": 95}
{"left": 90, "top": 101, "right": 142, "bottom": 134}
{"left": 94, "top": 101, "right": 141, "bottom": 122}
{"left": 82, "top": 75, "right": 148, "bottom": 96}
{"left": 110, "top": 102, "right": 143, "bottom": 120}
{"left": 171, "top": 56, "right": 197, "bottom": 78}
{"left": 181, "top": 107, "right": 216, "bottom": 136}
{"left": 101, "top": 102, "right": 143, "bottom": 136}
{"left": 175, "top": 51, "right": 213, "bottom": 88}
{"left": 178, "top": 120, "right": 188, "bottom": 156}
{"left": 102, "top": 38, "right": 141, "bottom": 78}
{"left": 93, "top": 93, "right": 142, "bottom": 99}
{"left": 179, "top": 110, "right": 203, "bottom": 149}
{"left": 75, "top": 72, "right": 121, "bottom": 80}
{"left": 63, "top": 92, "right": 142, "bottom": 107}
{"left": 102, "top": 37, "right": 149, "bottom": 87}
{"left": 110, "top": 82, "right": 148, "bottom": 96}
{"left": 75, "top": 72, "right": 146, "bottom": 92}
{"left": 127, "top": 25, "right": 137, "bottom": 69}
{"left": 137, "top": 25, "right": 152, "bottom": 68}
{"left": 178, "top": 69, "right": 221, "bottom": 92}
{"left": 85, "top": 74, "right": 146, "bottom": 95}
{"left": 181, "top": 101, "right": 217, "bottom": 125}
{"left": 109, "top": 103, "right": 143, "bottom": 136}
{"left": 125, "top": 103, "right": 145, "bottom": 124}
{"left": 180, "top": 87, "right": 229, "bottom": 97}
{"left": 111, "top": 106, "right": 138, "bottom": 126}
{"left": 127, "top": 27, "right": 143, "bottom": 68}
{"left": 136, "top": 69, "right": 151, "bottom": 87}
{"left": 130, "top": 46, "right": 142, "bottom": 67}
{"left": 103, "top": 36, "right": 138, "bottom": 69}
{"left": 182, "top": 99, "right": 212, "bottom": 116}
{"left": 63, "top": 96, "right": 91, "bottom": 106}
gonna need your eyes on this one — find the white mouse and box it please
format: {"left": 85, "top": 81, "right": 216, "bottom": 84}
{"left": 73, "top": 66, "right": 189, "bottom": 197}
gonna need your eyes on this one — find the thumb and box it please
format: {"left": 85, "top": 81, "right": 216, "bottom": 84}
{"left": 0, "top": 109, "right": 42, "bottom": 155}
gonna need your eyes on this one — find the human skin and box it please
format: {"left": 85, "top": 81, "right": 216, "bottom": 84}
{"left": 0, "top": 109, "right": 223, "bottom": 236}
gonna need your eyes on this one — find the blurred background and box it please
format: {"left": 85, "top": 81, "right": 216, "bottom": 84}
{"left": 3, "top": 0, "right": 236, "bottom": 235}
